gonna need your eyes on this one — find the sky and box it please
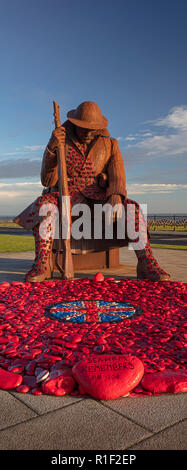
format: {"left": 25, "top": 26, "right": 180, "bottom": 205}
{"left": 0, "top": 0, "right": 187, "bottom": 215}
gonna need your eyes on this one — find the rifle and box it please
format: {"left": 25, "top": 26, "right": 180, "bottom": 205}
{"left": 53, "top": 101, "right": 74, "bottom": 279}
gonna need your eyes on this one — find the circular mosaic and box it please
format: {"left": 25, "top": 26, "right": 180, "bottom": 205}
{"left": 45, "top": 300, "right": 142, "bottom": 323}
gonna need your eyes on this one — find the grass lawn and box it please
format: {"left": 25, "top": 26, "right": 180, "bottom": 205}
{"left": 150, "top": 243, "right": 187, "bottom": 250}
{"left": 148, "top": 225, "right": 187, "bottom": 231}
{"left": 0, "top": 222, "right": 20, "bottom": 227}
{"left": 0, "top": 235, "right": 34, "bottom": 252}
{"left": 0, "top": 234, "right": 187, "bottom": 253}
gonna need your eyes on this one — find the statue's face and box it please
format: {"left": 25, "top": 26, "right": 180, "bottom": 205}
{"left": 75, "top": 126, "right": 96, "bottom": 144}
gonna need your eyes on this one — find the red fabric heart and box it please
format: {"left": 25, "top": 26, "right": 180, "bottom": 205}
{"left": 0, "top": 367, "right": 23, "bottom": 390}
{"left": 93, "top": 272, "right": 104, "bottom": 282}
{"left": 72, "top": 354, "right": 144, "bottom": 400}
{"left": 141, "top": 370, "right": 187, "bottom": 394}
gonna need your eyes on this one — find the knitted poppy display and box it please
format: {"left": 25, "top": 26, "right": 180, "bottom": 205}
{"left": 0, "top": 278, "right": 186, "bottom": 398}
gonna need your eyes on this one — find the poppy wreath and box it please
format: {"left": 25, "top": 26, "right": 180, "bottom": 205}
{"left": 0, "top": 278, "right": 186, "bottom": 398}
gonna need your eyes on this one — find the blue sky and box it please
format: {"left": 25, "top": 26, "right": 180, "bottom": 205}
{"left": 0, "top": 0, "right": 187, "bottom": 215}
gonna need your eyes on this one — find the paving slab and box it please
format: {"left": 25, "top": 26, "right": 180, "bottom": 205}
{"left": 0, "top": 390, "right": 37, "bottom": 431}
{"left": 11, "top": 391, "right": 84, "bottom": 415}
{"left": 0, "top": 247, "right": 186, "bottom": 282}
{"left": 120, "top": 247, "right": 187, "bottom": 282}
{"left": 101, "top": 393, "right": 187, "bottom": 432}
{"left": 0, "top": 399, "right": 151, "bottom": 450}
{"left": 129, "top": 419, "right": 187, "bottom": 450}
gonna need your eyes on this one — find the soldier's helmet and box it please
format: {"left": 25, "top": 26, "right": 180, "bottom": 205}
{"left": 67, "top": 101, "right": 108, "bottom": 129}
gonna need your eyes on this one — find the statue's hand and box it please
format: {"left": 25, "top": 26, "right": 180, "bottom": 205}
{"left": 107, "top": 195, "right": 123, "bottom": 224}
{"left": 48, "top": 126, "right": 66, "bottom": 152}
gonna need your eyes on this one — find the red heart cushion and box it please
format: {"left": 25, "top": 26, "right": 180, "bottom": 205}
{"left": 141, "top": 370, "right": 187, "bottom": 394}
{"left": 72, "top": 354, "right": 144, "bottom": 400}
{"left": 0, "top": 367, "right": 23, "bottom": 390}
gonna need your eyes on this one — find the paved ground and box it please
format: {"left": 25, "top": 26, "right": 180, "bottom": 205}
{"left": 0, "top": 246, "right": 186, "bottom": 282}
{"left": 0, "top": 247, "right": 186, "bottom": 450}
{"left": 150, "top": 230, "right": 187, "bottom": 246}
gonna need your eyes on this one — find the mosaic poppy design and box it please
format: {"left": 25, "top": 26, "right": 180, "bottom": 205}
{"left": 45, "top": 300, "right": 142, "bottom": 323}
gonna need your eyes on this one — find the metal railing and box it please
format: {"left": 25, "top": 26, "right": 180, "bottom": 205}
{"left": 147, "top": 215, "right": 187, "bottom": 231}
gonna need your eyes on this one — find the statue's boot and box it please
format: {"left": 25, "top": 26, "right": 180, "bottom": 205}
{"left": 25, "top": 223, "right": 53, "bottom": 282}
{"left": 135, "top": 242, "right": 171, "bottom": 281}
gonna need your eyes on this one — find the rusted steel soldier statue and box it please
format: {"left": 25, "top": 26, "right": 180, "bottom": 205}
{"left": 14, "top": 101, "right": 170, "bottom": 282}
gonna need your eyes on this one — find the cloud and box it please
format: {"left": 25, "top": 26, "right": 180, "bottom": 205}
{"left": 125, "top": 136, "right": 137, "bottom": 141}
{"left": 117, "top": 135, "right": 139, "bottom": 142}
{"left": 122, "top": 106, "right": 187, "bottom": 162}
{"left": 24, "top": 145, "right": 45, "bottom": 151}
{"left": 140, "top": 132, "right": 152, "bottom": 137}
{"left": 0, "top": 144, "right": 45, "bottom": 159}
{"left": 137, "top": 132, "right": 187, "bottom": 156}
{"left": 1, "top": 152, "right": 25, "bottom": 157}
{"left": 118, "top": 132, "right": 153, "bottom": 143}
{"left": 127, "top": 183, "right": 187, "bottom": 195}
{"left": 0, "top": 158, "right": 41, "bottom": 179}
{"left": 153, "top": 106, "right": 187, "bottom": 131}
{"left": 0, "top": 181, "right": 43, "bottom": 216}
{"left": 0, "top": 181, "right": 42, "bottom": 198}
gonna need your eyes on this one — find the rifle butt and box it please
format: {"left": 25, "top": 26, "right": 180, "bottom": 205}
{"left": 62, "top": 239, "right": 74, "bottom": 279}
